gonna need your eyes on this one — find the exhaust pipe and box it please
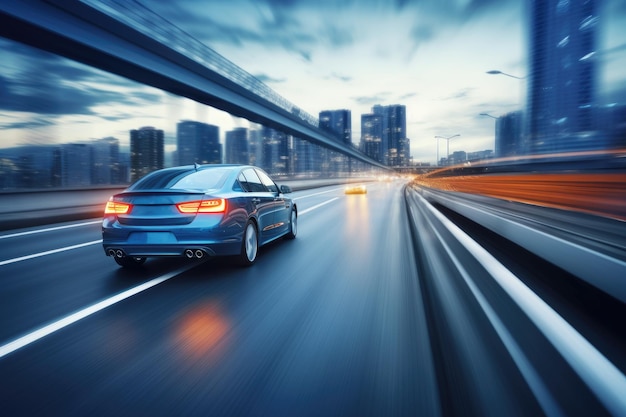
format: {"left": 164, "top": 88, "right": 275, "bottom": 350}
{"left": 185, "top": 248, "right": 206, "bottom": 259}
{"left": 115, "top": 249, "right": 124, "bottom": 258}
{"left": 107, "top": 249, "right": 116, "bottom": 257}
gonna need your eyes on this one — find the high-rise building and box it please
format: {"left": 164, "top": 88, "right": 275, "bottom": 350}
{"left": 130, "top": 126, "right": 164, "bottom": 182}
{"left": 3, "top": 145, "right": 61, "bottom": 188}
{"left": 372, "top": 104, "right": 409, "bottom": 166}
{"left": 248, "top": 128, "right": 262, "bottom": 167}
{"left": 360, "top": 113, "right": 383, "bottom": 163}
{"left": 61, "top": 143, "right": 91, "bottom": 187}
{"left": 91, "top": 137, "right": 121, "bottom": 184}
{"left": 495, "top": 111, "right": 523, "bottom": 157}
{"left": 225, "top": 127, "right": 249, "bottom": 164}
{"left": 319, "top": 109, "right": 352, "bottom": 145}
{"left": 319, "top": 109, "right": 352, "bottom": 175}
{"left": 526, "top": 0, "right": 599, "bottom": 153}
{"left": 177, "top": 121, "right": 221, "bottom": 166}
{"left": 261, "top": 127, "right": 290, "bottom": 175}
{"left": 293, "top": 137, "right": 317, "bottom": 176}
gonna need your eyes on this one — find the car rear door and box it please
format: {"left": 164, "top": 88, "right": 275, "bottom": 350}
{"left": 255, "top": 168, "right": 291, "bottom": 236}
{"left": 239, "top": 168, "right": 277, "bottom": 242}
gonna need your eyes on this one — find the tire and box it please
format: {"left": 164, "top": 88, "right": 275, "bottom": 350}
{"left": 238, "top": 220, "right": 258, "bottom": 266}
{"left": 285, "top": 208, "right": 297, "bottom": 240}
{"left": 114, "top": 256, "right": 146, "bottom": 268}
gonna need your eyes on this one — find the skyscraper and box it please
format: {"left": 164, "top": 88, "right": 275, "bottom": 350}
{"left": 526, "top": 0, "right": 598, "bottom": 153}
{"left": 91, "top": 137, "right": 121, "bottom": 184}
{"left": 361, "top": 104, "right": 410, "bottom": 166}
{"left": 261, "top": 127, "right": 290, "bottom": 175}
{"left": 495, "top": 111, "right": 523, "bottom": 157}
{"left": 360, "top": 113, "right": 383, "bottom": 163}
{"left": 61, "top": 143, "right": 91, "bottom": 187}
{"left": 319, "top": 109, "right": 352, "bottom": 145}
{"left": 319, "top": 109, "right": 352, "bottom": 175}
{"left": 225, "top": 127, "right": 249, "bottom": 164}
{"left": 177, "top": 121, "right": 221, "bottom": 165}
{"left": 130, "top": 126, "right": 164, "bottom": 182}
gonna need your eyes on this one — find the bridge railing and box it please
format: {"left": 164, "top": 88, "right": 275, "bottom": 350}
{"left": 81, "top": 0, "right": 319, "bottom": 127}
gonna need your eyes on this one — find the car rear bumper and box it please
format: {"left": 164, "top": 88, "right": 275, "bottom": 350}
{"left": 102, "top": 241, "right": 241, "bottom": 258}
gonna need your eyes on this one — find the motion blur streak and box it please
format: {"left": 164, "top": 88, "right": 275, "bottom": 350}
{"left": 0, "top": 263, "right": 199, "bottom": 359}
{"left": 0, "top": 220, "right": 101, "bottom": 239}
{"left": 413, "top": 173, "right": 626, "bottom": 221}
{"left": 415, "top": 191, "right": 626, "bottom": 417}
{"left": 0, "top": 239, "right": 102, "bottom": 266}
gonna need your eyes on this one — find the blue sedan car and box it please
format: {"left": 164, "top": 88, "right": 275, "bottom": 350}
{"left": 102, "top": 164, "right": 297, "bottom": 267}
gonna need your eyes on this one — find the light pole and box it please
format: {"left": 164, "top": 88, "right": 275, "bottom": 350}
{"left": 486, "top": 70, "right": 525, "bottom": 79}
{"left": 435, "top": 134, "right": 460, "bottom": 165}
{"left": 480, "top": 113, "right": 498, "bottom": 157}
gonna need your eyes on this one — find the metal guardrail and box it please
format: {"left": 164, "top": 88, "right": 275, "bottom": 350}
{"left": 414, "top": 186, "right": 626, "bottom": 304}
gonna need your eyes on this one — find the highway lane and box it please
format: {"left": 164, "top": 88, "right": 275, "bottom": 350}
{"left": 0, "top": 182, "right": 440, "bottom": 416}
{"left": 1, "top": 181, "right": 625, "bottom": 416}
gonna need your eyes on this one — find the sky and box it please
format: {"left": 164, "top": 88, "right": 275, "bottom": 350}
{"left": 1, "top": 0, "right": 626, "bottom": 164}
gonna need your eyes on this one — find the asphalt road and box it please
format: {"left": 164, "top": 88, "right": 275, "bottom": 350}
{"left": 1, "top": 181, "right": 625, "bottom": 416}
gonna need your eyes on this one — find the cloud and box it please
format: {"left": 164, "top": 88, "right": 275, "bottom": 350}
{"left": 0, "top": 40, "right": 163, "bottom": 118}
{"left": 0, "top": 118, "right": 56, "bottom": 131}
{"left": 254, "top": 73, "right": 287, "bottom": 84}
{"left": 352, "top": 92, "right": 393, "bottom": 106}
{"left": 0, "top": 71, "right": 154, "bottom": 117}
{"left": 399, "top": 92, "right": 417, "bottom": 100}
{"left": 326, "top": 73, "right": 352, "bottom": 83}
{"left": 442, "top": 88, "right": 474, "bottom": 101}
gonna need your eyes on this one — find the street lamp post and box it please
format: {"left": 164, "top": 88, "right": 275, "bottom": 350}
{"left": 480, "top": 113, "right": 498, "bottom": 157}
{"left": 435, "top": 134, "right": 460, "bottom": 165}
{"left": 486, "top": 70, "right": 525, "bottom": 79}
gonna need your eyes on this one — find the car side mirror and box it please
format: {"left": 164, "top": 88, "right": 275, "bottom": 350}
{"left": 280, "top": 185, "right": 292, "bottom": 194}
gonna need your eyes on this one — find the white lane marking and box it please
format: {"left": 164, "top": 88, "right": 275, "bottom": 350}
{"left": 0, "top": 263, "right": 199, "bottom": 359}
{"left": 299, "top": 197, "right": 339, "bottom": 215}
{"left": 293, "top": 187, "right": 344, "bottom": 201}
{"left": 415, "top": 191, "right": 626, "bottom": 416}
{"left": 0, "top": 240, "right": 102, "bottom": 266}
{"left": 0, "top": 220, "right": 101, "bottom": 240}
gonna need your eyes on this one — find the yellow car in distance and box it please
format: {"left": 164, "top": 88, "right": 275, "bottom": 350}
{"left": 344, "top": 184, "right": 367, "bottom": 195}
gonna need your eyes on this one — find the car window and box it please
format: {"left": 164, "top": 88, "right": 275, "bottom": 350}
{"left": 240, "top": 168, "right": 267, "bottom": 192}
{"left": 237, "top": 172, "right": 251, "bottom": 192}
{"left": 128, "top": 168, "right": 192, "bottom": 190}
{"left": 255, "top": 169, "right": 279, "bottom": 193}
{"left": 129, "top": 167, "right": 231, "bottom": 191}
{"left": 170, "top": 168, "right": 231, "bottom": 190}
{"left": 232, "top": 177, "right": 244, "bottom": 192}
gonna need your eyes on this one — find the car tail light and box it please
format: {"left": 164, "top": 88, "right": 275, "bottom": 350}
{"left": 177, "top": 199, "right": 226, "bottom": 214}
{"left": 104, "top": 201, "right": 133, "bottom": 214}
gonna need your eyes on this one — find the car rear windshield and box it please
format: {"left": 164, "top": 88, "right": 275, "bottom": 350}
{"left": 129, "top": 167, "right": 232, "bottom": 191}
